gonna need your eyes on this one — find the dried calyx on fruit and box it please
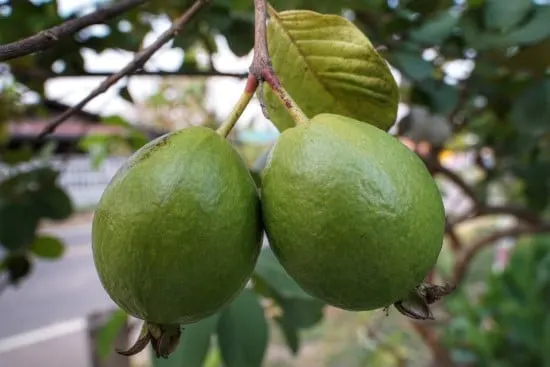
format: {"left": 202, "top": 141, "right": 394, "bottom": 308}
{"left": 386, "top": 282, "right": 456, "bottom": 320}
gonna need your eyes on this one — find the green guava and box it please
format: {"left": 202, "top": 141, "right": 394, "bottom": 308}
{"left": 260, "top": 113, "right": 445, "bottom": 311}
{"left": 91, "top": 126, "right": 263, "bottom": 358}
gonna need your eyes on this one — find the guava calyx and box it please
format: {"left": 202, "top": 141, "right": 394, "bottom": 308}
{"left": 117, "top": 322, "right": 182, "bottom": 359}
{"left": 385, "top": 282, "right": 456, "bottom": 320}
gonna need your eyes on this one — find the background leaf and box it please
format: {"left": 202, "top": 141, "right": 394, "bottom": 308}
{"left": 483, "top": 0, "right": 533, "bottom": 31}
{"left": 254, "top": 247, "right": 312, "bottom": 299}
{"left": 95, "top": 309, "right": 128, "bottom": 360}
{"left": 217, "top": 289, "right": 269, "bottom": 367}
{"left": 510, "top": 78, "right": 550, "bottom": 136}
{"left": 29, "top": 236, "right": 65, "bottom": 259}
{"left": 410, "top": 8, "right": 461, "bottom": 45}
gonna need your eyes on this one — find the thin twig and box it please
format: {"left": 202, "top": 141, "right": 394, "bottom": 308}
{"left": 434, "top": 164, "right": 481, "bottom": 207}
{"left": 0, "top": 0, "right": 148, "bottom": 62}
{"left": 36, "top": 0, "right": 210, "bottom": 143}
{"left": 248, "top": 0, "right": 309, "bottom": 124}
{"left": 15, "top": 69, "right": 248, "bottom": 79}
{"left": 445, "top": 223, "right": 462, "bottom": 253}
{"left": 451, "top": 205, "right": 544, "bottom": 227}
{"left": 453, "top": 223, "right": 550, "bottom": 284}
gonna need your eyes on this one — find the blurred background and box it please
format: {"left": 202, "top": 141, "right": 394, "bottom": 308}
{"left": 0, "top": 0, "right": 549, "bottom": 366}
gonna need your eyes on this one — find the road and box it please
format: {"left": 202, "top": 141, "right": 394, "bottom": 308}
{"left": 0, "top": 223, "right": 127, "bottom": 367}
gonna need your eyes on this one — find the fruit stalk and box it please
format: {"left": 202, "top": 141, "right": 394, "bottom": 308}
{"left": 216, "top": 74, "right": 258, "bottom": 137}
{"left": 249, "top": 0, "right": 310, "bottom": 126}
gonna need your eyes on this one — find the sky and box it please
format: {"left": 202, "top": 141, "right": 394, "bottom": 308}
{"left": 42, "top": 0, "right": 475, "bottom": 136}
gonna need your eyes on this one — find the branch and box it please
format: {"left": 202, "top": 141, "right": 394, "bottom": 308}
{"left": 0, "top": 0, "right": 148, "bottom": 62}
{"left": 452, "top": 223, "right": 550, "bottom": 284}
{"left": 409, "top": 322, "right": 456, "bottom": 367}
{"left": 452, "top": 205, "right": 544, "bottom": 226}
{"left": 424, "top": 155, "right": 545, "bottom": 227}
{"left": 36, "top": 0, "right": 210, "bottom": 142}
{"left": 14, "top": 69, "right": 248, "bottom": 80}
{"left": 248, "top": 1, "right": 309, "bottom": 124}
{"left": 432, "top": 162, "right": 481, "bottom": 207}
{"left": 445, "top": 224, "right": 463, "bottom": 253}
{"left": 249, "top": 0, "right": 271, "bottom": 80}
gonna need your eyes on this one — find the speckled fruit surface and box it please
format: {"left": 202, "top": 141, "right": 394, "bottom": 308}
{"left": 261, "top": 113, "right": 445, "bottom": 310}
{"left": 92, "top": 126, "right": 262, "bottom": 325}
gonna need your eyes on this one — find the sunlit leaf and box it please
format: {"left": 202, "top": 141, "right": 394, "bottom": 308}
{"left": 265, "top": 8, "right": 399, "bottom": 131}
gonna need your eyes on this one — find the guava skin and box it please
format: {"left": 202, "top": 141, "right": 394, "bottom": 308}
{"left": 260, "top": 113, "right": 445, "bottom": 311}
{"left": 92, "top": 126, "right": 263, "bottom": 325}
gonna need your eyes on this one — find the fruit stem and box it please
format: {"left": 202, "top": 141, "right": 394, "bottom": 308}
{"left": 249, "top": 0, "right": 310, "bottom": 126}
{"left": 263, "top": 71, "right": 310, "bottom": 125}
{"left": 216, "top": 74, "right": 258, "bottom": 137}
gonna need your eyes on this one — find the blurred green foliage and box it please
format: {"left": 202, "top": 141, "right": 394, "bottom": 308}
{"left": 445, "top": 235, "right": 550, "bottom": 366}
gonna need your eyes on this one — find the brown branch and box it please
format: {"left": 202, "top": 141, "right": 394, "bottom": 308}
{"left": 249, "top": 0, "right": 271, "bottom": 80}
{"left": 425, "top": 154, "right": 546, "bottom": 228}
{"left": 36, "top": 0, "right": 210, "bottom": 142}
{"left": 434, "top": 164, "right": 481, "bottom": 207}
{"left": 452, "top": 205, "right": 544, "bottom": 227}
{"left": 0, "top": 0, "right": 148, "bottom": 62}
{"left": 409, "top": 322, "right": 456, "bottom": 367}
{"left": 452, "top": 223, "right": 550, "bottom": 284}
{"left": 445, "top": 224, "right": 463, "bottom": 253}
{"left": 14, "top": 68, "right": 248, "bottom": 80}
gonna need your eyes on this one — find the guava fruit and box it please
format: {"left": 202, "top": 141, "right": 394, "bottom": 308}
{"left": 91, "top": 126, "right": 263, "bottom": 358}
{"left": 260, "top": 113, "right": 445, "bottom": 311}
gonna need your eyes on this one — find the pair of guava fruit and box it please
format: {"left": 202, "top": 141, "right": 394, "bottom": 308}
{"left": 91, "top": 109, "right": 447, "bottom": 358}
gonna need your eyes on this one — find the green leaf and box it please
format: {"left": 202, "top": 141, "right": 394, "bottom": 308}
{"left": 511, "top": 78, "right": 550, "bottom": 136}
{"left": 1, "top": 146, "right": 33, "bottom": 165}
{"left": 217, "top": 289, "right": 269, "bottom": 367}
{"left": 463, "top": 6, "right": 550, "bottom": 50}
{"left": 33, "top": 185, "right": 73, "bottom": 221}
{"left": 96, "top": 309, "right": 128, "bottom": 360}
{"left": 509, "top": 6, "right": 550, "bottom": 45}
{"left": 102, "top": 115, "right": 132, "bottom": 128}
{"left": 127, "top": 130, "right": 149, "bottom": 151}
{"left": 412, "top": 79, "right": 459, "bottom": 115}
{"left": 0, "top": 202, "right": 40, "bottom": 250}
{"left": 3, "top": 254, "right": 32, "bottom": 285}
{"left": 29, "top": 236, "right": 65, "bottom": 259}
{"left": 254, "top": 247, "right": 313, "bottom": 300}
{"left": 274, "top": 316, "right": 300, "bottom": 355}
{"left": 391, "top": 50, "right": 434, "bottom": 81}
{"left": 483, "top": 0, "right": 533, "bottom": 31}
{"left": 119, "top": 85, "right": 134, "bottom": 104}
{"left": 154, "top": 313, "right": 220, "bottom": 367}
{"left": 278, "top": 298, "right": 325, "bottom": 329}
{"left": 264, "top": 9, "right": 399, "bottom": 132}
{"left": 78, "top": 134, "right": 113, "bottom": 169}
{"left": 410, "top": 8, "right": 461, "bottom": 45}
{"left": 225, "top": 17, "right": 254, "bottom": 57}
